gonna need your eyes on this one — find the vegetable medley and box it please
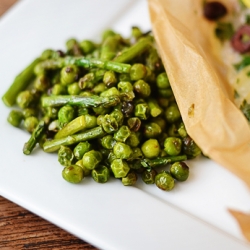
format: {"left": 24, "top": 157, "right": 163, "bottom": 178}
{"left": 2, "top": 27, "right": 202, "bottom": 191}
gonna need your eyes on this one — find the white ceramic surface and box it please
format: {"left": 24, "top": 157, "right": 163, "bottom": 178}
{"left": 0, "top": 0, "right": 250, "bottom": 249}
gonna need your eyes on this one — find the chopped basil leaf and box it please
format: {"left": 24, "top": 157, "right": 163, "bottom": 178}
{"left": 234, "top": 56, "right": 250, "bottom": 71}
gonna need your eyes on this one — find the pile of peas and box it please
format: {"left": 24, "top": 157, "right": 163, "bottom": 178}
{"left": 3, "top": 27, "right": 202, "bottom": 191}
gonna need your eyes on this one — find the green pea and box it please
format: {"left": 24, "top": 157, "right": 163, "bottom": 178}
{"left": 128, "top": 147, "right": 143, "bottom": 160}
{"left": 60, "top": 65, "right": 79, "bottom": 86}
{"left": 107, "top": 151, "right": 117, "bottom": 164}
{"left": 113, "top": 142, "right": 132, "bottom": 159}
{"left": 67, "top": 82, "right": 81, "bottom": 95}
{"left": 167, "top": 123, "right": 180, "bottom": 137}
{"left": 141, "top": 139, "right": 160, "bottom": 159}
{"left": 24, "top": 116, "right": 39, "bottom": 133}
{"left": 129, "top": 160, "right": 143, "bottom": 171}
{"left": 122, "top": 171, "right": 137, "bottom": 186}
{"left": 158, "top": 97, "right": 169, "bottom": 108}
{"left": 66, "top": 38, "right": 78, "bottom": 51}
{"left": 164, "top": 137, "right": 182, "bottom": 156}
{"left": 58, "top": 105, "right": 75, "bottom": 126}
{"left": 111, "top": 159, "right": 130, "bottom": 178}
{"left": 97, "top": 115, "right": 105, "bottom": 126}
{"left": 117, "top": 81, "right": 135, "bottom": 101}
{"left": 141, "top": 168, "right": 157, "bottom": 184}
{"left": 127, "top": 117, "right": 141, "bottom": 131}
{"left": 80, "top": 40, "right": 96, "bottom": 54}
{"left": 100, "top": 87, "right": 120, "bottom": 97}
{"left": 41, "top": 49, "right": 54, "bottom": 60}
{"left": 158, "top": 88, "right": 173, "bottom": 98}
{"left": 119, "top": 73, "right": 131, "bottom": 82}
{"left": 75, "top": 159, "right": 91, "bottom": 176}
{"left": 73, "top": 141, "right": 92, "bottom": 160}
{"left": 126, "top": 131, "right": 140, "bottom": 147}
{"left": 156, "top": 72, "right": 170, "bottom": 89}
{"left": 101, "top": 114, "right": 119, "bottom": 133}
{"left": 143, "top": 122, "right": 162, "bottom": 138}
{"left": 117, "top": 81, "right": 133, "bottom": 93}
{"left": 182, "top": 136, "right": 201, "bottom": 159}
{"left": 66, "top": 38, "right": 82, "bottom": 56}
{"left": 155, "top": 171, "right": 175, "bottom": 191}
{"left": 58, "top": 146, "right": 74, "bottom": 166}
{"left": 113, "top": 125, "right": 131, "bottom": 142}
{"left": 92, "top": 165, "right": 110, "bottom": 183}
{"left": 150, "top": 117, "right": 166, "bottom": 132}
{"left": 82, "top": 150, "right": 102, "bottom": 170}
{"left": 78, "top": 73, "right": 94, "bottom": 90}
{"left": 62, "top": 165, "right": 84, "bottom": 184}
{"left": 178, "top": 122, "right": 187, "bottom": 138}
{"left": 34, "top": 63, "right": 45, "bottom": 76}
{"left": 92, "top": 83, "right": 107, "bottom": 94}
{"left": 103, "top": 71, "right": 117, "bottom": 87}
{"left": 7, "top": 110, "right": 23, "bottom": 127}
{"left": 110, "top": 109, "right": 124, "bottom": 126}
{"left": 100, "top": 135, "right": 116, "bottom": 149}
{"left": 165, "top": 103, "right": 181, "bottom": 123}
{"left": 16, "top": 90, "right": 34, "bottom": 109}
{"left": 130, "top": 63, "right": 147, "bottom": 81}
{"left": 44, "top": 107, "right": 58, "bottom": 120}
{"left": 134, "top": 103, "right": 150, "bottom": 120}
{"left": 51, "top": 83, "right": 67, "bottom": 95}
{"left": 92, "top": 106, "right": 111, "bottom": 115}
{"left": 34, "top": 74, "right": 50, "bottom": 92}
{"left": 144, "top": 66, "right": 155, "bottom": 83}
{"left": 133, "top": 80, "right": 151, "bottom": 98}
{"left": 22, "top": 108, "right": 37, "bottom": 119}
{"left": 79, "top": 90, "right": 93, "bottom": 97}
{"left": 170, "top": 162, "right": 189, "bottom": 181}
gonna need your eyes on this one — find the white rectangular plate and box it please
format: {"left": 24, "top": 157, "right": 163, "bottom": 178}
{"left": 0, "top": 0, "right": 250, "bottom": 249}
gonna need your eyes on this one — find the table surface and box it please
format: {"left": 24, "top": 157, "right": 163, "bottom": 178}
{"left": 0, "top": 1, "right": 97, "bottom": 249}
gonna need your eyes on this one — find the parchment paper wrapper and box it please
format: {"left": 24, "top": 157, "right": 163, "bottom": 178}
{"left": 148, "top": 0, "right": 250, "bottom": 186}
{"left": 229, "top": 209, "right": 250, "bottom": 241}
{"left": 148, "top": 0, "right": 250, "bottom": 241}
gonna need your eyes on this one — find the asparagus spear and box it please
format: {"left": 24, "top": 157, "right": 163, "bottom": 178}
{"left": 73, "top": 57, "right": 131, "bottom": 73}
{"left": 2, "top": 58, "right": 41, "bottom": 107}
{"left": 140, "top": 155, "right": 187, "bottom": 168}
{"left": 113, "top": 37, "right": 152, "bottom": 63}
{"left": 100, "top": 34, "right": 121, "bottom": 60}
{"left": 34, "top": 58, "right": 65, "bottom": 74}
{"left": 23, "top": 120, "right": 45, "bottom": 155}
{"left": 42, "top": 95, "right": 120, "bottom": 108}
{"left": 35, "top": 57, "right": 131, "bottom": 74}
{"left": 54, "top": 114, "right": 97, "bottom": 139}
{"left": 43, "top": 126, "right": 106, "bottom": 153}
